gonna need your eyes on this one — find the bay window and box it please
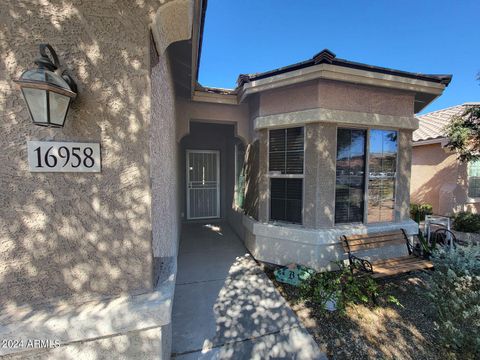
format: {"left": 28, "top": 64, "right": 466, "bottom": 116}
{"left": 367, "top": 130, "right": 397, "bottom": 222}
{"left": 335, "top": 129, "right": 366, "bottom": 223}
{"left": 269, "top": 127, "right": 304, "bottom": 224}
{"left": 335, "top": 128, "right": 398, "bottom": 224}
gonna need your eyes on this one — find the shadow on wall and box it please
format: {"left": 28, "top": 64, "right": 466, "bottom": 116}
{"left": 0, "top": 0, "right": 165, "bottom": 315}
{"left": 249, "top": 225, "right": 346, "bottom": 271}
{"left": 242, "top": 140, "right": 260, "bottom": 220}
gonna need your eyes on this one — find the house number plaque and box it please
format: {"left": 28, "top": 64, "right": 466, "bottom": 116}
{"left": 27, "top": 141, "right": 101, "bottom": 172}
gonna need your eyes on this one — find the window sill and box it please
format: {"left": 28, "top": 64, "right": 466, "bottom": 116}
{"left": 466, "top": 197, "right": 480, "bottom": 204}
{"left": 268, "top": 220, "right": 304, "bottom": 228}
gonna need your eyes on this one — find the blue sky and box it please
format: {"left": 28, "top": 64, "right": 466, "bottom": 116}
{"left": 198, "top": 0, "right": 479, "bottom": 113}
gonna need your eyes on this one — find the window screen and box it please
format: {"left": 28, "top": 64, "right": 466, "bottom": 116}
{"left": 367, "top": 130, "right": 397, "bottom": 223}
{"left": 468, "top": 160, "right": 480, "bottom": 198}
{"left": 269, "top": 127, "right": 304, "bottom": 174}
{"left": 335, "top": 129, "right": 366, "bottom": 224}
{"left": 270, "top": 178, "right": 303, "bottom": 224}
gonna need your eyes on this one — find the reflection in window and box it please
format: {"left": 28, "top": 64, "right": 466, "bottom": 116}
{"left": 270, "top": 178, "right": 303, "bottom": 224}
{"left": 367, "top": 130, "right": 397, "bottom": 223}
{"left": 468, "top": 160, "right": 480, "bottom": 198}
{"left": 335, "top": 129, "right": 366, "bottom": 223}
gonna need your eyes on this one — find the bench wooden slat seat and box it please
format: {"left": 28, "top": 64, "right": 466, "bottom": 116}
{"left": 342, "top": 229, "right": 433, "bottom": 278}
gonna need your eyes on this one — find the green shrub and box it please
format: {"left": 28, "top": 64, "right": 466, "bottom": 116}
{"left": 426, "top": 246, "right": 480, "bottom": 358}
{"left": 299, "top": 262, "right": 397, "bottom": 314}
{"left": 410, "top": 203, "right": 433, "bottom": 222}
{"left": 452, "top": 212, "right": 480, "bottom": 233}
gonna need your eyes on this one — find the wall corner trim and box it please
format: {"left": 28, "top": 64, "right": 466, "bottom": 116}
{"left": 151, "top": 0, "right": 194, "bottom": 55}
{"left": 254, "top": 108, "right": 419, "bottom": 131}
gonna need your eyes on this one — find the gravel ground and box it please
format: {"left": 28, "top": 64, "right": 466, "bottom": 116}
{"left": 264, "top": 266, "right": 453, "bottom": 360}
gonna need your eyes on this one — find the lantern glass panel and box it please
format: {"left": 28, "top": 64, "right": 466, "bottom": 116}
{"left": 22, "top": 87, "right": 48, "bottom": 124}
{"left": 22, "top": 69, "right": 70, "bottom": 89}
{"left": 49, "top": 91, "right": 70, "bottom": 126}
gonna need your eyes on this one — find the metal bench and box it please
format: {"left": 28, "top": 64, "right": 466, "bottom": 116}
{"left": 342, "top": 229, "right": 433, "bottom": 278}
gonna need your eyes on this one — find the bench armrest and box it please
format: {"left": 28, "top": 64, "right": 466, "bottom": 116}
{"left": 348, "top": 254, "right": 373, "bottom": 273}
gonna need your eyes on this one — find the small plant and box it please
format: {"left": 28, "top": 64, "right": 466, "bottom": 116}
{"left": 452, "top": 211, "right": 480, "bottom": 233}
{"left": 426, "top": 245, "right": 480, "bottom": 358}
{"left": 410, "top": 203, "right": 433, "bottom": 223}
{"left": 299, "top": 261, "right": 399, "bottom": 314}
{"left": 415, "top": 231, "right": 438, "bottom": 258}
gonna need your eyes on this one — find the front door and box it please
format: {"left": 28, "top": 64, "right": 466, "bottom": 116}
{"left": 186, "top": 150, "right": 220, "bottom": 219}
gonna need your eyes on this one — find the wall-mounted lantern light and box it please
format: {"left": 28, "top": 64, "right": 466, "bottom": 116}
{"left": 15, "top": 44, "right": 77, "bottom": 128}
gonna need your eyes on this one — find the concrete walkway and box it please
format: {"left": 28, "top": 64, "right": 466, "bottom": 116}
{"left": 171, "top": 223, "right": 324, "bottom": 359}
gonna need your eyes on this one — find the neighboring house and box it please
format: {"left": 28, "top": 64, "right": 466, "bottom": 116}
{"left": 0, "top": 0, "right": 452, "bottom": 358}
{"left": 411, "top": 103, "right": 480, "bottom": 216}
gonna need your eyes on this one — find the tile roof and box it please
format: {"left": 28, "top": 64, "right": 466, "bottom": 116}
{"left": 413, "top": 103, "right": 480, "bottom": 142}
{"left": 237, "top": 49, "right": 452, "bottom": 88}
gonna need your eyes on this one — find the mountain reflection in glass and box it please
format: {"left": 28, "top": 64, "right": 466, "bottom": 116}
{"left": 335, "top": 129, "right": 366, "bottom": 223}
{"left": 367, "top": 130, "right": 397, "bottom": 223}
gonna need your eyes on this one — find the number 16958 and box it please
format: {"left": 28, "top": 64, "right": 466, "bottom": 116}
{"left": 27, "top": 141, "right": 101, "bottom": 173}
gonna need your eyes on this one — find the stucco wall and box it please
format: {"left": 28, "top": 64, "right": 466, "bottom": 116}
{"left": 240, "top": 211, "right": 418, "bottom": 272}
{"left": 317, "top": 80, "right": 414, "bottom": 117}
{"left": 0, "top": 1, "right": 168, "bottom": 309}
{"left": 395, "top": 129, "right": 413, "bottom": 221}
{"left": 304, "top": 123, "right": 337, "bottom": 228}
{"left": 411, "top": 143, "right": 480, "bottom": 215}
{"left": 257, "top": 130, "right": 269, "bottom": 223}
{"left": 176, "top": 97, "right": 250, "bottom": 143}
{"left": 258, "top": 79, "right": 415, "bottom": 118}
{"left": 259, "top": 81, "right": 318, "bottom": 117}
{"left": 150, "top": 39, "right": 179, "bottom": 285}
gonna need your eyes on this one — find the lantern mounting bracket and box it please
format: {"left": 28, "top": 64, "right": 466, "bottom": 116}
{"left": 35, "top": 44, "right": 60, "bottom": 71}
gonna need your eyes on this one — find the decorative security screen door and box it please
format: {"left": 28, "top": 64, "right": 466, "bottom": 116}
{"left": 186, "top": 150, "right": 220, "bottom": 219}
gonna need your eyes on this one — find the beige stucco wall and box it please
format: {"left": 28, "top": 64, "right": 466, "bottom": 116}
{"left": 317, "top": 80, "right": 414, "bottom": 117}
{"left": 0, "top": 0, "right": 191, "bottom": 310}
{"left": 150, "top": 39, "right": 179, "bottom": 284}
{"left": 395, "top": 129, "right": 413, "bottom": 221}
{"left": 1, "top": 0, "right": 193, "bottom": 358}
{"left": 176, "top": 97, "right": 250, "bottom": 143}
{"left": 411, "top": 143, "right": 480, "bottom": 215}
{"left": 259, "top": 79, "right": 415, "bottom": 118}
{"left": 303, "top": 123, "right": 337, "bottom": 228}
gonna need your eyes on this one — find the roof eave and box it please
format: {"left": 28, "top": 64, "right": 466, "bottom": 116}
{"left": 237, "top": 62, "right": 449, "bottom": 106}
{"left": 412, "top": 137, "right": 448, "bottom": 147}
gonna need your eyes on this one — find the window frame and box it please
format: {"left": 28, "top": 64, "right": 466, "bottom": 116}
{"left": 333, "top": 127, "right": 367, "bottom": 224}
{"left": 333, "top": 126, "right": 399, "bottom": 226}
{"left": 467, "top": 160, "right": 480, "bottom": 201}
{"left": 267, "top": 127, "right": 306, "bottom": 225}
